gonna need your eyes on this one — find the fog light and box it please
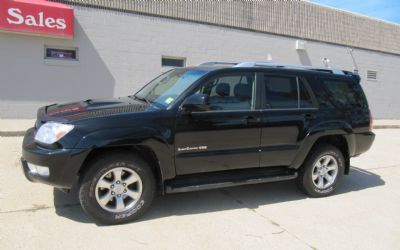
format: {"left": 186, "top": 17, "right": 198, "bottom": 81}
{"left": 27, "top": 162, "right": 49, "bottom": 177}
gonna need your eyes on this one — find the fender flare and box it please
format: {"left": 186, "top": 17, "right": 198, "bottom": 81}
{"left": 74, "top": 127, "right": 176, "bottom": 181}
{"left": 290, "top": 120, "right": 355, "bottom": 169}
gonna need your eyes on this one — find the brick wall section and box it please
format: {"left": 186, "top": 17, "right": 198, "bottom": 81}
{"left": 54, "top": 0, "right": 400, "bottom": 55}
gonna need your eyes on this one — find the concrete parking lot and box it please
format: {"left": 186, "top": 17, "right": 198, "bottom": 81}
{"left": 1, "top": 129, "right": 399, "bottom": 250}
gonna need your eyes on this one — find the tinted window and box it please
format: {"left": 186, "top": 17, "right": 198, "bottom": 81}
{"left": 200, "top": 73, "right": 254, "bottom": 111}
{"left": 264, "top": 75, "right": 298, "bottom": 109}
{"left": 299, "top": 79, "right": 314, "bottom": 108}
{"left": 323, "top": 79, "right": 367, "bottom": 108}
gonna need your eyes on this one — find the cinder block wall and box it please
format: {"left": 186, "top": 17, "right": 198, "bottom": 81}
{"left": 1, "top": 6, "right": 399, "bottom": 118}
{"left": 55, "top": 0, "right": 400, "bottom": 55}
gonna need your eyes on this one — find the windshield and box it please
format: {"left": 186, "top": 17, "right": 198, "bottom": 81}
{"left": 135, "top": 68, "right": 209, "bottom": 108}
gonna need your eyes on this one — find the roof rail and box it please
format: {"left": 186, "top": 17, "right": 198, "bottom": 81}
{"left": 199, "top": 61, "right": 238, "bottom": 66}
{"left": 234, "top": 61, "right": 345, "bottom": 75}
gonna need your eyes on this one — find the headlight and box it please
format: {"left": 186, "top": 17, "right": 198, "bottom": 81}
{"left": 34, "top": 122, "right": 74, "bottom": 145}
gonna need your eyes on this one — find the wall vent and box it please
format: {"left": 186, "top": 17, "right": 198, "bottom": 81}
{"left": 367, "top": 70, "right": 377, "bottom": 81}
{"left": 162, "top": 56, "right": 186, "bottom": 68}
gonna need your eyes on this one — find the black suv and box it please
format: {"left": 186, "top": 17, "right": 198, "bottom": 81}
{"left": 21, "top": 61, "right": 375, "bottom": 224}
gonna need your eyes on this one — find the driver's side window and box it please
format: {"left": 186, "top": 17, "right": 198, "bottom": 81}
{"left": 199, "top": 73, "right": 255, "bottom": 111}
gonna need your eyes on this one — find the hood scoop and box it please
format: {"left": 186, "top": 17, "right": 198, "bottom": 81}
{"left": 38, "top": 97, "right": 150, "bottom": 122}
{"left": 64, "top": 104, "right": 148, "bottom": 121}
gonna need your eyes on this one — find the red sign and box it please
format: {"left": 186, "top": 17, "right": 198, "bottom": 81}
{"left": 0, "top": 0, "right": 73, "bottom": 38}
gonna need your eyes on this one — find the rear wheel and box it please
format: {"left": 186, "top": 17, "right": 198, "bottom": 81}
{"left": 79, "top": 152, "right": 155, "bottom": 225}
{"left": 297, "top": 144, "right": 344, "bottom": 197}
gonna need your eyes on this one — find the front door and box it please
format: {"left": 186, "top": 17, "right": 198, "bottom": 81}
{"left": 175, "top": 72, "right": 261, "bottom": 175}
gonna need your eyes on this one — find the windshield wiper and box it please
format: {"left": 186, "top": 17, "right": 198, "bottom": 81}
{"left": 132, "top": 94, "right": 152, "bottom": 106}
{"left": 130, "top": 94, "right": 163, "bottom": 109}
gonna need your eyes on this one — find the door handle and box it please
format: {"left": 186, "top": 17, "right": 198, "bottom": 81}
{"left": 242, "top": 116, "right": 260, "bottom": 125}
{"left": 304, "top": 113, "right": 316, "bottom": 120}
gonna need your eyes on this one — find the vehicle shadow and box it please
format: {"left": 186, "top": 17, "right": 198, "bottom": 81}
{"left": 53, "top": 166, "right": 385, "bottom": 224}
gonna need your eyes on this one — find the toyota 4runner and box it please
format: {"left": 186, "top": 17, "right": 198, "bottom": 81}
{"left": 21, "top": 61, "right": 375, "bottom": 224}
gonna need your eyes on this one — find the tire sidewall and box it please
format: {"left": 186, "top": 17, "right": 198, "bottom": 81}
{"left": 80, "top": 154, "right": 155, "bottom": 224}
{"left": 300, "top": 145, "right": 345, "bottom": 197}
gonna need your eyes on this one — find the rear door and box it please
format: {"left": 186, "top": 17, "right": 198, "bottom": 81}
{"left": 174, "top": 71, "right": 262, "bottom": 175}
{"left": 258, "top": 72, "right": 317, "bottom": 167}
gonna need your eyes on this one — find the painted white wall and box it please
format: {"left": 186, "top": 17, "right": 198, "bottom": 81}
{"left": 1, "top": 6, "right": 399, "bottom": 118}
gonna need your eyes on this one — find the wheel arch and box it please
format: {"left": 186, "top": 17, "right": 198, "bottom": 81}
{"left": 78, "top": 145, "right": 165, "bottom": 194}
{"left": 292, "top": 129, "right": 355, "bottom": 175}
{"left": 307, "top": 135, "right": 351, "bottom": 174}
{"left": 73, "top": 127, "right": 176, "bottom": 192}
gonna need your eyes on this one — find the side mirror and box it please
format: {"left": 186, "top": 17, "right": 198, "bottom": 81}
{"left": 182, "top": 93, "right": 210, "bottom": 113}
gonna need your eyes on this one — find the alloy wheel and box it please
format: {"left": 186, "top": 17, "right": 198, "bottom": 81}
{"left": 95, "top": 167, "right": 143, "bottom": 213}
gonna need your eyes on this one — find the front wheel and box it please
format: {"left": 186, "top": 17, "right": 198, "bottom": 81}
{"left": 79, "top": 152, "right": 155, "bottom": 225}
{"left": 297, "top": 144, "right": 345, "bottom": 197}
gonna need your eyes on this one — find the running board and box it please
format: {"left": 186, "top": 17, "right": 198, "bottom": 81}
{"left": 165, "top": 168, "right": 297, "bottom": 194}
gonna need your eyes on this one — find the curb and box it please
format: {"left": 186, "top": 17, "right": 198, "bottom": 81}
{"left": 1, "top": 125, "right": 399, "bottom": 137}
{"left": 0, "top": 131, "right": 26, "bottom": 137}
{"left": 373, "top": 125, "right": 400, "bottom": 129}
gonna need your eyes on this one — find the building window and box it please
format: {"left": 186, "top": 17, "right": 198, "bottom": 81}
{"left": 45, "top": 47, "right": 78, "bottom": 60}
{"left": 367, "top": 70, "right": 377, "bottom": 81}
{"left": 161, "top": 56, "right": 185, "bottom": 67}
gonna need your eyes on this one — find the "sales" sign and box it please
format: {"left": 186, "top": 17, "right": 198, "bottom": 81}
{"left": 0, "top": 0, "right": 73, "bottom": 38}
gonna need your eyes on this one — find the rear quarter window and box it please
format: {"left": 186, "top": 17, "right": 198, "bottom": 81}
{"left": 322, "top": 79, "right": 367, "bottom": 108}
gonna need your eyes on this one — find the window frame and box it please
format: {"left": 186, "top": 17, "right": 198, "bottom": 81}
{"left": 299, "top": 76, "right": 319, "bottom": 109}
{"left": 257, "top": 72, "right": 318, "bottom": 111}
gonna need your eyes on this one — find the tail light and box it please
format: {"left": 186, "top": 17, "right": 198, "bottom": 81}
{"left": 369, "top": 111, "right": 374, "bottom": 131}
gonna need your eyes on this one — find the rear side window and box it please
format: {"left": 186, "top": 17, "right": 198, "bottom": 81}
{"left": 264, "top": 76, "right": 298, "bottom": 109}
{"left": 322, "top": 79, "right": 367, "bottom": 108}
{"left": 263, "top": 75, "right": 314, "bottom": 109}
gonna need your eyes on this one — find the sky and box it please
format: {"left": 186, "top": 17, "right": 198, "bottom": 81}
{"left": 310, "top": 0, "right": 400, "bottom": 24}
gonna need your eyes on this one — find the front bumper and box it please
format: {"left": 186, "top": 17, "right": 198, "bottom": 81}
{"left": 21, "top": 128, "right": 90, "bottom": 189}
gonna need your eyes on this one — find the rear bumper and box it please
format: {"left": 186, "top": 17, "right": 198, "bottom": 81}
{"left": 353, "top": 131, "right": 375, "bottom": 156}
{"left": 21, "top": 128, "right": 90, "bottom": 189}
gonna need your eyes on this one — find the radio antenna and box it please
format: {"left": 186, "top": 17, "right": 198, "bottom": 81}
{"left": 348, "top": 48, "right": 359, "bottom": 73}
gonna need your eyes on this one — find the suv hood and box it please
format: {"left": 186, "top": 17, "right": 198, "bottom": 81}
{"left": 37, "top": 97, "right": 150, "bottom": 123}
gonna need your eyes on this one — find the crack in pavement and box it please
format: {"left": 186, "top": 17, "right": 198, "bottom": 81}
{"left": 220, "top": 189, "right": 318, "bottom": 250}
{"left": 0, "top": 203, "right": 80, "bottom": 214}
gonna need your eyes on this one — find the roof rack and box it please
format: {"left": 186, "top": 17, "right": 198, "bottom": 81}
{"left": 198, "top": 61, "right": 351, "bottom": 75}
{"left": 199, "top": 61, "right": 238, "bottom": 66}
{"left": 234, "top": 61, "right": 346, "bottom": 75}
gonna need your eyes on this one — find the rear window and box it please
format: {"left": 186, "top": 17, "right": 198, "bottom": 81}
{"left": 322, "top": 79, "right": 367, "bottom": 108}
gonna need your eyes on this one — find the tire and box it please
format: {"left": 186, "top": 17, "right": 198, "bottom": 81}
{"left": 297, "top": 144, "right": 345, "bottom": 197}
{"left": 79, "top": 152, "right": 156, "bottom": 225}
